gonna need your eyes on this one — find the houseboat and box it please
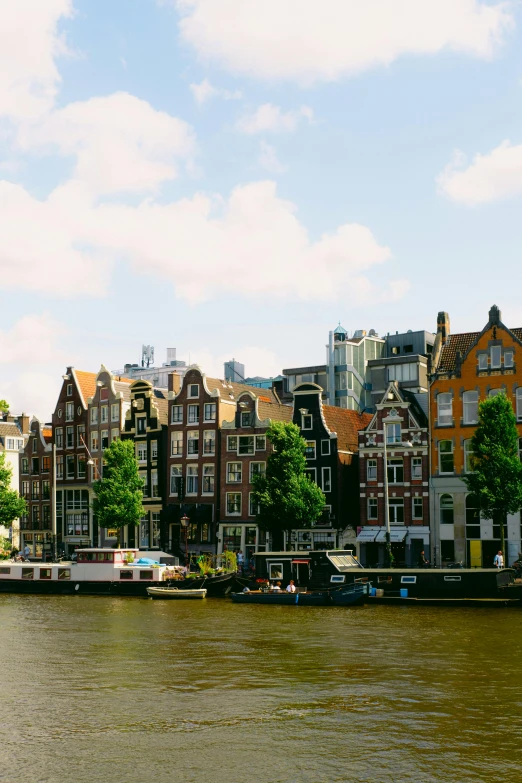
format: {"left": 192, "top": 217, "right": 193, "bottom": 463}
{"left": 252, "top": 550, "right": 519, "bottom": 602}
{"left": 0, "top": 549, "right": 176, "bottom": 597}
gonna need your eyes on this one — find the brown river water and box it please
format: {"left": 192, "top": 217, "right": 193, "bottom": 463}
{"left": 0, "top": 595, "right": 521, "bottom": 783}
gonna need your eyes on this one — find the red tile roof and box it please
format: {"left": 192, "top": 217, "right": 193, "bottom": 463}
{"left": 322, "top": 406, "right": 373, "bottom": 452}
{"left": 73, "top": 370, "right": 98, "bottom": 408}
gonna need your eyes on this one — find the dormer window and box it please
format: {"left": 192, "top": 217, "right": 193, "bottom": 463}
{"left": 240, "top": 411, "right": 252, "bottom": 427}
{"left": 188, "top": 384, "right": 199, "bottom": 399}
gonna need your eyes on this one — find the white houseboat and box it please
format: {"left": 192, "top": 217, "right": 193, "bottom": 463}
{"left": 0, "top": 549, "right": 178, "bottom": 597}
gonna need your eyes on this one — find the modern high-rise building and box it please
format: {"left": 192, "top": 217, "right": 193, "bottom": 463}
{"left": 224, "top": 359, "right": 245, "bottom": 383}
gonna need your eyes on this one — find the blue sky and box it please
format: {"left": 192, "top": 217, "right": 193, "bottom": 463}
{"left": 2, "top": 0, "right": 522, "bottom": 417}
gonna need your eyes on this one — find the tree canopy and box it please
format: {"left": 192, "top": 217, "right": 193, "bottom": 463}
{"left": 0, "top": 451, "right": 27, "bottom": 528}
{"left": 463, "top": 393, "right": 522, "bottom": 561}
{"left": 92, "top": 439, "right": 144, "bottom": 546}
{"left": 251, "top": 421, "right": 326, "bottom": 549}
{"left": 0, "top": 400, "right": 9, "bottom": 414}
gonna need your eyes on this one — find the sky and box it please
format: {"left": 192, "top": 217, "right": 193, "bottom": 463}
{"left": 2, "top": 0, "right": 522, "bottom": 419}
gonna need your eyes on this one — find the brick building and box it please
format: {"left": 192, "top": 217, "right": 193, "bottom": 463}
{"left": 357, "top": 382, "right": 430, "bottom": 566}
{"left": 430, "top": 305, "right": 522, "bottom": 567}
{"left": 19, "top": 418, "right": 53, "bottom": 559}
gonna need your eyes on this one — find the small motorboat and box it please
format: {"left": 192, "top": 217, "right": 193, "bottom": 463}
{"left": 146, "top": 586, "right": 207, "bottom": 600}
{"left": 231, "top": 583, "right": 367, "bottom": 606}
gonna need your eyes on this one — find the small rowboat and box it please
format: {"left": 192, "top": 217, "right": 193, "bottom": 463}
{"left": 146, "top": 586, "right": 207, "bottom": 600}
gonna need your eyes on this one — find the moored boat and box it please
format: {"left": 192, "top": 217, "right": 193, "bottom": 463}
{"left": 168, "top": 570, "right": 239, "bottom": 597}
{"left": 231, "top": 583, "right": 366, "bottom": 606}
{"left": 146, "top": 586, "right": 207, "bottom": 599}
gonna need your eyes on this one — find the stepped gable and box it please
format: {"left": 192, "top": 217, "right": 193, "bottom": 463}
{"left": 322, "top": 406, "right": 372, "bottom": 452}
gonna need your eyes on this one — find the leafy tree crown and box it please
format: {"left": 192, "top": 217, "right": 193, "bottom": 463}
{"left": 92, "top": 439, "right": 144, "bottom": 532}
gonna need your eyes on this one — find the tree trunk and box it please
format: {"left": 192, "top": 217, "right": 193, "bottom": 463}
{"left": 116, "top": 528, "right": 121, "bottom": 548}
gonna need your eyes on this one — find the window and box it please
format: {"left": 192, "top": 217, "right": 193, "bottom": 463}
{"left": 437, "top": 393, "right": 453, "bottom": 426}
{"left": 31, "top": 457, "right": 39, "bottom": 474}
{"left": 464, "top": 439, "right": 474, "bottom": 473}
{"left": 90, "top": 458, "right": 98, "bottom": 483}
{"left": 77, "top": 455, "right": 86, "bottom": 479}
{"left": 203, "top": 430, "right": 215, "bottom": 455}
{"left": 139, "top": 570, "right": 154, "bottom": 581}
{"left": 367, "top": 498, "right": 378, "bottom": 520}
{"left": 188, "top": 384, "right": 199, "bottom": 399}
{"left": 440, "top": 494, "right": 454, "bottom": 524}
{"left": 91, "top": 432, "right": 99, "bottom": 452}
{"left": 302, "top": 414, "right": 313, "bottom": 430}
{"left": 401, "top": 575, "right": 417, "bottom": 584}
{"left": 250, "top": 462, "right": 266, "bottom": 481}
{"left": 203, "top": 464, "right": 215, "bottom": 494}
{"left": 42, "top": 456, "right": 50, "bottom": 472}
{"left": 204, "top": 403, "right": 216, "bottom": 422}
{"left": 42, "top": 480, "right": 50, "bottom": 499}
{"left": 42, "top": 506, "right": 51, "bottom": 525}
{"left": 56, "top": 456, "right": 63, "bottom": 479}
{"left": 227, "top": 436, "right": 237, "bottom": 451}
{"left": 66, "top": 402, "right": 74, "bottom": 421}
{"left": 136, "top": 443, "right": 147, "bottom": 463}
{"left": 387, "top": 363, "right": 417, "bottom": 382}
{"left": 255, "top": 436, "right": 266, "bottom": 451}
{"left": 66, "top": 383, "right": 73, "bottom": 397}
{"left": 151, "top": 470, "right": 159, "bottom": 498}
{"left": 387, "top": 458, "right": 404, "bottom": 483}
{"left": 21, "top": 458, "right": 29, "bottom": 474}
{"left": 188, "top": 404, "right": 199, "bottom": 424}
{"left": 186, "top": 465, "right": 198, "bottom": 494}
{"left": 241, "top": 411, "right": 252, "bottom": 427}
{"left": 388, "top": 498, "right": 404, "bottom": 524}
{"left": 170, "top": 465, "right": 182, "bottom": 495}
{"left": 152, "top": 513, "right": 160, "bottom": 547}
{"left": 32, "top": 438, "right": 37, "bottom": 454}
{"left": 111, "top": 403, "right": 119, "bottom": 422}
{"left": 100, "top": 406, "right": 108, "bottom": 423}
{"left": 321, "top": 439, "right": 331, "bottom": 456}
{"left": 111, "top": 429, "right": 119, "bottom": 442}
{"left": 22, "top": 568, "right": 34, "bottom": 580}
{"left": 171, "top": 405, "right": 183, "bottom": 424}
{"left": 411, "top": 457, "right": 422, "bottom": 480}
{"left": 504, "top": 350, "right": 514, "bottom": 368}
{"left": 21, "top": 481, "right": 30, "bottom": 497}
{"left": 77, "top": 424, "right": 85, "bottom": 445}
{"left": 322, "top": 467, "right": 332, "bottom": 492}
{"left": 463, "top": 391, "right": 479, "bottom": 424}
{"left": 305, "top": 441, "right": 316, "bottom": 459}
{"left": 40, "top": 568, "right": 52, "bottom": 580}
{"left": 439, "top": 440, "right": 454, "bottom": 473}
{"left": 66, "top": 426, "right": 74, "bottom": 449}
{"left": 491, "top": 345, "right": 501, "bottom": 369}
{"left": 489, "top": 388, "right": 503, "bottom": 397}
{"left": 305, "top": 468, "right": 317, "bottom": 483}
{"left": 66, "top": 455, "right": 75, "bottom": 479}
{"left": 227, "top": 462, "right": 242, "bottom": 483}
{"left": 55, "top": 428, "right": 63, "bottom": 449}
{"left": 385, "top": 423, "right": 401, "bottom": 444}
{"left": 137, "top": 417, "right": 146, "bottom": 434}
{"left": 268, "top": 563, "right": 283, "bottom": 580}
{"left": 466, "top": 494, "right": 480, "bottom": 538}
{"left": 32, "top": 481, "right": 40, "bottom": 500}
{"left": 100, "top": 430, "right": 108, "bottom": 450}
{"left": 478, "top": 353, "right": 488, "bottom": 370}
{"left": 226, "top": 493, "right": 241, "bottom": 515}
{"left": 171, "top": 431, "right": 183, "bottom": 456}
{"left": 32, "top": 506, "right": 40, "bottom": 524}
{"left": 187, "top": 431, "right": 199, "bottom": 456}
{"left": 90, "top": 407, "right": 98, "bottom": 424}
{"left": 140, "top": 471, "right": 148, "bottom": 497}
{"left": 119, "top": 570, "right": 134, "bottom": 581}
{"left": 249, "top": 493, "right": 260, "bottom": 516}
{"left": 367, "top": 459, "right": 377, "bottom": 481}
{"left": 517, "top": 388, "right": 522, "bottom": 421}
{"left": 238, "top": 436, "right": 254, "bottom": 455}
{"left": 412, "top": 497, "right": 423, "bottom": 520}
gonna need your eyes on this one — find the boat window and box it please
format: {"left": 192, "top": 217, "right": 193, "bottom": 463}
{"left": 268, "top": 563, "right": 283, "bottom": 580}
{"left": 401, "top": 576, "right": 417, "bottom": 584}
{"left": 120, "top": 570, "right": 134, "bottom": 580}
{"left": 377, "top": 576, "right": 393, "bottom": 584}
{"left": 330, "top": 575, "right": 345, "bottom": 583}
{"left": 354, "top": 577, "right": 369, "bottom": 584}
{"left": 39, "top": 569, "right": 52, "bottom": 580}
{"left": 22, "top": 568, "right": 34, "bottom": 580}
{"left": 58, "top": 569, "right": 71, "bottom": 580}
{"left": 0, "top": 567, "right": 10, "bottom": 575}
{"left": 444, "top": 575, "right": 462, "bottom": 582}
{"left": 139, "top": 570, "right": 153, "bottom": 580}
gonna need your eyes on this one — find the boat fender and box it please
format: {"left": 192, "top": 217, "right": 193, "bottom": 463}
{"left": 75, "top": 584, "right": 79, "bottom": 591}
{"left": 295, "top": 593, "right": 299, "bottom": 604}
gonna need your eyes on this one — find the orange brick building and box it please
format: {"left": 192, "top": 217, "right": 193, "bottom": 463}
{"left": 430, "top": 305, "right": 522, "bottom": 567}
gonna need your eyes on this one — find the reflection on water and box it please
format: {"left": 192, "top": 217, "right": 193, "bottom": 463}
{"left": 0, "top": 595, "right": 521, "bottom": 783}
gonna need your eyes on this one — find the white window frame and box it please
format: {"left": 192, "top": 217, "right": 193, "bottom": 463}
{"left": 385, "top": 423, "right": 401, "bottom": 444}
{"left": 65, "top": 402, "right": 74, "bottom": 422}
{"left": 186, "top": 465, "right": 198, "bottom": 495}
{"left": 241, "top": 411, "right": 252, "bottom": 427}
{"left": 249, "top": 492, "right": 260, "bottom": 517}
{"left": 226, "top": 492, "right": 242, "bottom": 515}
{"left": 90, "top": 407, "right": 98, "bottom": 425}
{"left": 171, "top": 431, "right": 183, "bottom": 457}
{"left": 490, "top": 345, "right": 501, "bottom": 369}
{"left": 440, "top": 494, "right": 454, "bottom": 524}
{"left": 437, "top": 393, "right": 453, "bottom": 426}
{"left": 478, "top": 353, "right": 488, "bottom": 370}
{"left": 55, "top": 428, "right": 63, "bottom": 449}
{"left": 136, "top": 443, "right": 147, "bottom": 463}
{"left": 305, "top": 441, "right": 316, "bottom": 460}
{"left": 111, "top": 429, "right": 119, "bottom": 443}
{"left": 227, "top": 462, "right": 242, "bottom": 483}
{"left": 387, "top": 458, "right": 404, "bottom": 484}
{"left": 388, "top": 498, "right": 404, "bottom": 524}
{"left": 255, "top": 435, "right": 266, "bottom": 451}
{"left": 170, "top": 465, "right": 182, "bottom": 495}
{"left": 238, "top": 436, "right": 254, "bottom": 455}
{"left": 305, "top": 467, "right": 317, "bottom": 483}
{"left": 367, "top": 498, "right": 378, "bottom": 520}
{"left": 367, "top": 459, "right": 377, "bottom": 481}
{"left": 322, "top": 466, "right": 332, "bottom": 492}
{"left": 67, "top": 384, "right": 73, "bottom": 397}
{"left": 463, "top": 390, "right": 479, "bottom": 425}
{"left": 202, "top": 464, "right": 215, "bottom": 495}
{"left": 401, "top": 575, "right": 417, "bottom": 584}
{"left": 100, "top": 406, "right": 109, "bottom": 424}
{"left": 187, "top": 404, "right": 199, "bottom": 425}
{"left": 227, "top": 435, "right": 237, "bottom": 452}
{"left": 321, "top": 439, "right": 331, "bottom": 456}
{"left": 249, "top": 461, "right": 266, "bottom": 482}
{"left": 504, "top": 350, "right": 514, "bottom": 368}
{"left": 302, "top": 414, "right": 313, "bottom": 430}
{"left": 151, "top": 470, "right": 159, "bottom": 498}
{"left": 91, "top": 432, "right": 98, "bottom": 452}
{"left": 204, "top": 403, "right": 216, "bottom": 422}
{"left": 439, "top": 440, "right": 454, "bottom": 474}
{"left": 171, "top": 405, "right": 183, "bottom": 424}
{"left": 187, "top": 430, "right": 199, "bottom": 457}
{"left": 412, "top": 496, "right": 423, "bottom": 520}
{"left": 151, "top": 440, "right": 158, "bottom": 459}
{"left": 203, "top": 429, "right": 216, "bottom": 455}
{"left": 268, "top": 562, "right": 283, "bottom": 580}
{"left": 111, "top": 403, "right": 119, "bottom": 422}
{"left": 411, "top": 456, "right": 422, "bottom": 480}
{"left": 187, "top": 384, "right": 199, "bottom": 399}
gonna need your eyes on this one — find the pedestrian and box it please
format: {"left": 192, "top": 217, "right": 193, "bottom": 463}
{"left": 23, "top": 544, "right": 30, "bottom": 560}
{"left": 493, "top": 550, "right": 504, "bottom": 569}
{"left": 237, "top": 550, "right": 244, "bottom": 573}
{"left": 418, "top": 550, "right": 429, "bottom": 568}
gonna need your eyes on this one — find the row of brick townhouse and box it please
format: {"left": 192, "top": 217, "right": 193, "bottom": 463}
{"left": 19, "top": 418, "right": 52, "bottom": 557}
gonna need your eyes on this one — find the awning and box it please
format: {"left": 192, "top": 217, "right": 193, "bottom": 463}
{"left": 356, "top": 528, "right": 379, "bottom": 542}
{"left": 375, "top": 527, "right": 408, "bottom": 543}
{"left": 292, "top": 559, "right": 310, "bottom": 564}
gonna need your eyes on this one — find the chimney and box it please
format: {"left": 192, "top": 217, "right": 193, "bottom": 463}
{"left": 17, "top": 414, "right": 30, "bottom": 435}
{"left": 168, "top": 373, "right": 181, "bottom": 394}
{"left": 437, "top": 311, "right": 450, "bottom": 346}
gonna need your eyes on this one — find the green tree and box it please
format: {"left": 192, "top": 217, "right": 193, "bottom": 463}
{"left": 252, "top": 421, "right": 326, "bottom": 550}
{"left": 0, "top": 451, "right": 27, "bottom": 528}
{"left": 463, "top": 393, "right": 522, "bottom": 564}
{"left": 92, "top": 439, "right": 144, "bottom": 547}
{"left": 0, "top": 400, "right": 9, "bottom": 414}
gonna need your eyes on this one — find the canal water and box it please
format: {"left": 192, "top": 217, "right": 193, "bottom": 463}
{"left": 1, "top": 596, "right": 521, "bottom": 783}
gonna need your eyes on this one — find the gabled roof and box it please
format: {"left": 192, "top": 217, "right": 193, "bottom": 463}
{"left": 72, "top": 370, "right": 98, "bottom": 409}
{"left": 0, "top": 421, "right": 23, "bottom": 440}
{"left": 401, "top": 390, "right": 428, "bottom": 428}
{"left": 257, "top": 400, "right": 293, "bottom": 423}
{"left": 322, "top": 406, "right": 372, "bottom": 452}
{"left": 114, "top": 380, "right": 133, "bottom": 403}
{"left": 151, "top": 388, "right": 169, "bottom": 424}
{"left": 205, "top": 376, "right": 281, "bottom": 404}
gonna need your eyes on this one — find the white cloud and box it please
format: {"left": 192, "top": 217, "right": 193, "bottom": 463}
{"left": 175, "top": 0, "right": 513, "bottom": 84}
{"left": 0, "top": 313, "right": 66, "bottom": 366}
{"left": 258, "top": 141, "right": 287, "bottom": 174}
{"left": 16, "top": 92, "right": 197, "bottom": 195}
{"left": 437, "top": 141, "right": 522, "bottom": 205}
{"left": 236, "top": 104, "right": 313, "bottom": 134}
{"left": 0, "top": 178, "right": 398, "bottom": 304}
{"left": 0, "top": 0, "right": 73, "bottom": 120}
{"left": 189, "top": 78, "right": 242, "bottom": 105}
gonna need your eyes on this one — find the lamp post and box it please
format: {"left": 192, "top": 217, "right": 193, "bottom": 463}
{"left": 180, "top": 514, "right": 190, "bottom": 570}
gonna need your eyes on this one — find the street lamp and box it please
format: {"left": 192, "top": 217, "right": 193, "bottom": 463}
{"left": 180, "top": 514, "right": 190, "bottom": 570}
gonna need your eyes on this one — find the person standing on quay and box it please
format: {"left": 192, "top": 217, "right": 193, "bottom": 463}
{"left": 493, "top": 550, "right": 504, "bottom": 569}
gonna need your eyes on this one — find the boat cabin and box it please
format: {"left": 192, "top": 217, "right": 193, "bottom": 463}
{"left": 254, "top": 550, "right": 363, "bottom": 589}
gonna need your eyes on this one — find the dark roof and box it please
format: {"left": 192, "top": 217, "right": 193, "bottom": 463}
{"left": 322, "top": 406, "right": 372, "bottom": 452}
{"left": 151, "top": 388, "right": 169, "bottom": 424}
{"left": 204, "top": 376, "right": 282, "bottom": 405}
{"left": 401, "top": 390, "right": 428, "bottom": 428}
{"left": 437, "top": 328, "right": 522, "bottom": 372}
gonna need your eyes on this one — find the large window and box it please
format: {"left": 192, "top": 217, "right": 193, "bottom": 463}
{"left": 238, "top": 436, "right": 254, "bottom": 455}
{"left": 388, "top": 499, "right": 404, "bottom": 524}
{"left": 91, "top": 431, "right": 98, "bottom": 452}
{"left": 367, "top": 498, "right": 378, "bottom": 520}
{"left": 171, "top": 431, "right": 183, "bottom": 456}
{"left": 478, "top": 353, "right": 488, "bottom": 371}
{"left": 55, "top": 428, "right": 63, "bottom": 449}
{"left": 386, "top": 423, "right": 401, "bottom": 444}
{"left": 90, "top": 408, "right": 98, "bottom": 425}
{"left": 439, "top": 440, "right": 454, "bottom": 473}
{"left": 367, "top": 459, "right": 377, "bottom": 481}
{"left": 305, "top": 441, "right": 316, "bottom": 459}
{"left": 170, "top": 465, "right": 182, "bottom": 495}
{"left": 187, "top": 431, "right": 199, "bottom": 456}
{"left": 66, "top": 455, "right": 75, "bottom": 479}
{"left": 463, "top": 391, "right": 478, "bottom": 425}
{"left": 66, "top": 426, "right": 74, "bottom": 448}
{"left": 387, "top": 363, "right": 417, "bottom": 382}
{"left": 504, "top": 350, "right": 514, "bottom": 368}
{"left": 204, "top": 403, "right": 216, "bottom": 422}
{"left": 249, "top": 462, "right": 266, "bottom": 481}
{"left": 226, "top": 493, "right": 241, "bottom": 515}
{"left": 171, "top": 405, "right": 183, "bottom": 424}
{"left": 464, "top": 439, "right": 475, "bottom": 473}
{"left": 411, "top": 456, "right": 422, "bottom": 480}
{"left": 136, "top": 443, "right": 147, "bottom": 463}
{"left": 322, "top": 467, "right": 332, "bottom": 492}
{"left": 66, "top": 402, "right": 74, "bottom": 421}
{"left": 100, "top": 406, "right": 108, "bottom": 424}
{"left": 188, "top": 404, "right": 199, "bottom": 424}
{"left": 437, "top": 393, "right": 453, "bottom": 426}
{"left": 203, "top": 464, "right": 215, "bottom": 494}
{"left": 203, "top": 430, "right": 215, "bottom": 455}
{"left": 440, "top": 494, "right": 454, "bottom": 524}
{"left": 151, "top": 470, "right": 159, "bottom": 498}
{"left": 227, "top": 462, "right": 242, "bottom": 483}
{"left": 387, "top": 458, "right": 403, "bottom": 483}
{"left": 412, "top": 497, "right": 423, "bottom": 520}
{"left": 186, "top": 465, "right": 198, "bottom": 495}
{"left": 111, "top": 403, "right": 119, "bottom": 422}
{"left": 490, "top": 345, "right": 501, "bottom": 369}
{"left": 255, "top": 436, "right": 266, "bottom": 451}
